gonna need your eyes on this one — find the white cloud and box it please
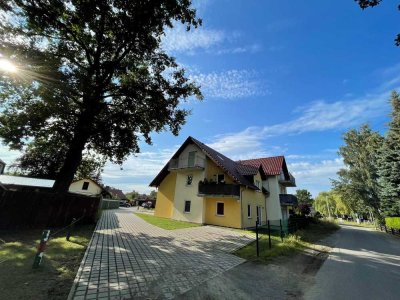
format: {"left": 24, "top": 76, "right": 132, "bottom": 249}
{"left": 162, "top": 26, "right": 225, "bottom": 53}
{"left": 189, "top": 70, "right": 269, "bottom": 99}
{"left": 287, "top": 158, "right": 345, "bottom": 197}
{"left": 206, "top": 88, "right": 392, "bottom": 157}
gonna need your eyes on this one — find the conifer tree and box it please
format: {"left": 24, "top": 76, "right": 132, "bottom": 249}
{"left": 377, "top": 91, "right": 400, "bottom": 216}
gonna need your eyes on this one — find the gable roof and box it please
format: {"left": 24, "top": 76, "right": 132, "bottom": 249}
{"left": 149, "top": 136, "right": 260, "bottom": 189}
{"left": 238, "top": 156, "right": 290, "bottom": 178}
{"left": 105, "top": 186, "right": 127, "bottom": 199}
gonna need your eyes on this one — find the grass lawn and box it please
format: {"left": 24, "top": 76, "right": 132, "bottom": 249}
{"left": 134, "top": 213, "right": 201, "bottom": 230}
{"left": 339, "top": 220, "right": 377, "bottom": 229}
{"left": 235, "top": 220, "right": 339, "bottom": 263}
{"left": 0, "top": 224, "right": 95, "bottom": 300}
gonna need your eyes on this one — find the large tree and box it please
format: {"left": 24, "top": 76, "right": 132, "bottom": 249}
{"left": 377, "top": 91, "right": 400, "bottom": 216}
{"left": 332, "top": 125, "right": 383, "bottom": 217}
{"left": 0, "top": 1, "right": 202, "bottom": 192}
{"left": 295, "top": 189, "right": 313, "bottom": 205}
{"left": 10, "top": 137, "right": 106, "bottom": 182}
{"left": 354, "top": 0, "right": 400, "bottom": 46}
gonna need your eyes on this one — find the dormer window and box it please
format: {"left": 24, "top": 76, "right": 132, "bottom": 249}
{"left": 217, "top": 174, "right": 225, "bottom": 184}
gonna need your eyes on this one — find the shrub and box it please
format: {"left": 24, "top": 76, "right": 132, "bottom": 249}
{"left": 385, "top": 217, "right": 400, "bottom": 230}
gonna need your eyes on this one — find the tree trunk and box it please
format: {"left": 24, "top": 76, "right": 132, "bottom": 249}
{"left": 52, "top": 131, "right": 87, "bottom": 193}
{"left": 52, "top": 98, "right": 98, "bottom": 193}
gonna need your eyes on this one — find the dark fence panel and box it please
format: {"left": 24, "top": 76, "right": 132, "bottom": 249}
{"left": 0, "top": 190, "right": 101, "bottom": 229}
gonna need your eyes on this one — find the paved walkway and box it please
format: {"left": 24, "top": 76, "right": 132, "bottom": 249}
{"left": 68, "top": 209, "right": 254, "bottom": 300}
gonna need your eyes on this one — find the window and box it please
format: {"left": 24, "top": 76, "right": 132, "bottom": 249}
{"left": 186, "top": 174, "right": 193, "bottom": 185}
{"left": 188, "top": 151, "right": 196, "bottom": 167}
{"left": 216, "top": 202, "right": 224, "bottom": 216}
{"left": 217, "top": 174, "right": 225, "bottom": 184}
{"left": 82, "top": 181, "right": 89, "bottom": 190}
{"left": 184, "top": 200, "right": 191, "bottom": 213}
{"left": 247, "top": 204, "right": 252, "bottom": 218}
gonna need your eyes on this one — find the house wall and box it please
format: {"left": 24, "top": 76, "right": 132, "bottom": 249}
{"left": 177, "top": 143, "right": 206, "bottom": 166}
{"left": 265, "top": 175, "right": 283, "bottom": 221}
{"left": 204, "top": 197, "right": 241, "bottom": 228}
{"left": 171, "top": 169, "right": 205, "bottom": 223}
{"left": 69, "top": 179, "right": 102, "bottom": 196}
{"left": 205, "top": 158, "right": 234, "bottom": 184}
{"left": 154, "top": 172, "right": 177, "bottom": 218}
{"left": 241, "top": 172, "right": 267, "bottom": 228}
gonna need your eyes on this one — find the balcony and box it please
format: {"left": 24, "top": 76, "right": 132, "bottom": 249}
{"left": 168, "top": 156, "right": 205, "bottom": 171}
{"left": 279, "top": 194, "right": 298, "bottom": 206}
{"left": 198, "top": 182, "right": 240, "bottom": 198}
{"left": 278, "top": 173, "right": 296, "bottom": 187}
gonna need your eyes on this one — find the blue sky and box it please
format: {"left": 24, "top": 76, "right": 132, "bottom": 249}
{"left": 1, "top": 0, "right": 399, "bottom": 196}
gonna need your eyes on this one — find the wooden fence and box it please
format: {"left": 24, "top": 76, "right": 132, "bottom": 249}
{"left": 0, "top": 190, "right": 101, "bottom": 229}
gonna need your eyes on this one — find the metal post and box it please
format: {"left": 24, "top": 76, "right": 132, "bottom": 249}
{"left": 268, "top": 220, "right": 272, "bottom": 249}
{"left": 32, "top": 230, "right": 50, "bottom": 269}
{"left": 256, "top": 220, "right": 259, "bottom": 257}
{"left": 279, "top": 219, "right": 283, "bottom": 242}
{"left": 66, "top": 218, "right": 76, "bottom": 241}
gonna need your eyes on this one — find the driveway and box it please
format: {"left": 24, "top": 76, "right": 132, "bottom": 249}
{"left": 68, "top": 208, "right": 253, "bottom": 300}
{"left": 304, "top": 225, "right": 400, "bottom": 300}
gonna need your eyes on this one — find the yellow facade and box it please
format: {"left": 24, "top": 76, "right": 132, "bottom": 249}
{"left": 205, "top": 158, "right": 234, "bottom": 184}
{"left": 154, "top": 149, "right": 268, "bottom": 229}
{"left": 154, "top": 173, "right": 177, "bottom": 218}
{"left": 204, "top": 197, "right": 242, "bottom": 228}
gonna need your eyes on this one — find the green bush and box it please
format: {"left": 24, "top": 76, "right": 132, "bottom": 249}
{"left": 385, "top": 217, "right": 400, "bottom": 229}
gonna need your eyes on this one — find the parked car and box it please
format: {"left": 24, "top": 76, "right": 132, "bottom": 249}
{"left": 119, "top": 200, "right": 131, "bottom": 207}
{"left": 141, "top": 201, "right": 153, "bottom": 209}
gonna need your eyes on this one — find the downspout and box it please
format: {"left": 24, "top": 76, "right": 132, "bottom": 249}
{"left": 240, "top": 186, "right": 244, "bottom": 229}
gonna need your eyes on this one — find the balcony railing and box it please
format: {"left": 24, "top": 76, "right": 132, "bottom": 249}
{"left": 278, "top": 173, "right": 296, "bottom": 187}
{"left": 198, "top": 182, "right": 240, "bottom": 198}
{"left": 279, "top": 194, "right": 298, "bottom": 206}
{"left": 168, "top": 156, "right": 205, "bottom": 171}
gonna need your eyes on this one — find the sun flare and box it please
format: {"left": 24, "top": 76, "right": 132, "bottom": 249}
{"left": 0, "top": 58, "right": 17, "bottom": 73}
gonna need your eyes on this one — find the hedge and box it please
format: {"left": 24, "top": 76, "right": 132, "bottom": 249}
{"left": 385, "top": 217, "right": 400, "bottom": 230}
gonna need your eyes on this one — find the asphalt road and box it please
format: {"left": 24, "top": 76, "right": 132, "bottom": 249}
{"left": 305, "top": 225, "right": 400, "bottom": 300}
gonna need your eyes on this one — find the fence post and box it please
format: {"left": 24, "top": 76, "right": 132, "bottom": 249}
{"left": 66, "top": 218, "right": 77, "bottom": 241}
{"left": 268, "top": 220, "right": 272, "bottom": 249}
{"left": 279, "top": 219, "right": 283, "bottom": 242}
{"left": 256, "top": 220, "right": 259, "bottom": 257}
{"left": 32, "top": 230, "right": 50, "bottom": 269}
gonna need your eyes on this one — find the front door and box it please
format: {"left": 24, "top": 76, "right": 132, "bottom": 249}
{"left": 188, "top": 151, "right": 196, "bottom": 167}
{"left": 257, "top": 206, "right": 262, "bottom": 225}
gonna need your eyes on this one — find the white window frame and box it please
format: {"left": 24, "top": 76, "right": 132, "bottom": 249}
{"left": 186, "top": 174, "right": 193, "bottom": 186}
{"left": 247, "top": 204, "right": 252, "bottom": 219}
{"left": 184, "top": 200, "right": 191, "bottom": 213}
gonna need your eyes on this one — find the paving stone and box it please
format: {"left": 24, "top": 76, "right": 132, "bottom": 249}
{"left": 68, "top": 209, "right": 253, "bottom": 299}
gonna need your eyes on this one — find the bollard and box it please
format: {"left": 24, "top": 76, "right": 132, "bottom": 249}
{"left": 66, "top": 218, "right": 77, "bottom": 241}
{"left": 32, "top": 230, "right": 50, "bottom": 269}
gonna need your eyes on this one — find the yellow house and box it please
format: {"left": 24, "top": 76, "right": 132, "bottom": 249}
{"left": 150, "top": 137, "right": 271, "bottom": 229}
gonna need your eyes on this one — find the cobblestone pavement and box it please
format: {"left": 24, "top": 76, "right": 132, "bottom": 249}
{"left": 68, "top": 209, "right": 254, "bottom": 300}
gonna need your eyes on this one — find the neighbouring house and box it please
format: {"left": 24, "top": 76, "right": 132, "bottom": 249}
{"left": 105, "top": 186, "right": 128, "bottom": 200}
{"left": 0, "top": 175, "right": 111, "bottom": 197}
{"left": 150, "top": 136, "right": 298, "bottom": 229}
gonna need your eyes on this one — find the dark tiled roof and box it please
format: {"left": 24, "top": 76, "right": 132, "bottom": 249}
{"left": 235, "top": 163, "right": 259, "bottom": 176}
{"left": 150, "top": 136, "right": 259, "bottom": 190}
{"left": 104, "top": 186, "right": 127, "bottom": 199}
